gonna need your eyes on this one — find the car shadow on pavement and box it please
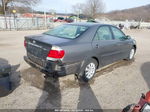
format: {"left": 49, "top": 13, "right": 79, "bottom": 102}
{"left": 141, "top": 62, "right": 150, "bottom": 89}
{"left": 77, "top": 82, "right": 103, "bottom": 111}
{"left": 0, "top": 58, "right": 21, "bottom": 97}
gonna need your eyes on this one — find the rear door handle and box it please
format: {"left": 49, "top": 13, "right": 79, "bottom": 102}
{"left": 95, "top": 44, "right": 99, "bottom": 48}
{"left": 117, "top": 43, "right": 122, "bottom": 46}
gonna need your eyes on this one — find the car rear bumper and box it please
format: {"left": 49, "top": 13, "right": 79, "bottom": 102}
{"left": 24, "top": 56, "right": 80, "bottom": 77}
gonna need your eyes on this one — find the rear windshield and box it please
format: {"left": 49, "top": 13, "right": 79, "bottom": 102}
{"left": 44, "top": 24, "right": 88, "bottom": 39}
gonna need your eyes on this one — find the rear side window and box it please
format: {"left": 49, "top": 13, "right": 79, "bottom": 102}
{"left": 111, "top": 27, "right": 125, "bottom": 40}
{"left": 94, "top": 26, "right": 112, "bottom": 41}
{"left": 44, "top": 25, "right": 88, "bottom": 39}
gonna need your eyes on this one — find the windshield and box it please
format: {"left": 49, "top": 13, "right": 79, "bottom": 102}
{"left": 44, "top": 24, "right": 88, "bottom": 39}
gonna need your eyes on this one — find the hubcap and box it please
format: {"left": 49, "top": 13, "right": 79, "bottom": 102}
{"left": 85, "top": 63, "right": 96, "bottom": 79}
{"left": 129, "top": 49, "right": 135, "bottom": 59}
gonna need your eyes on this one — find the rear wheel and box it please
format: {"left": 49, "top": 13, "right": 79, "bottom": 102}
{"left": 78, "top": 59, "right": 98, "bottom": 82}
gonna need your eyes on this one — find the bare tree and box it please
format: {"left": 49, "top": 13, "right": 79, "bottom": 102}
{"left": 82, "top": 0, "right": 105, "bottom": 18}
{"left": 72, "top": 3, "right": 83, "bottom": 15}
{"left": 0, "top": 0, "right": 40, "bottom": 14}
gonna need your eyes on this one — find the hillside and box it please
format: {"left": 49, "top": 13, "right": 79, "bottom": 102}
{"left": 103, "top": 4, "right": 150, "bottom": 22}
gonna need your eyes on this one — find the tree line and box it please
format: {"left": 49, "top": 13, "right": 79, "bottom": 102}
{"left": 103, "top": 4, "right": 150, "bottom": 22}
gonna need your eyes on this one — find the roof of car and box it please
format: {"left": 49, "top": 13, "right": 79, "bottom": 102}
{"left": 66, "top": 22, "right": 111, "bottom": 27}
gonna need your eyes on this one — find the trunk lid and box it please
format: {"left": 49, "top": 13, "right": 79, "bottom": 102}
{"left": 25, "top": 34, "right": 70, "bottom": 65}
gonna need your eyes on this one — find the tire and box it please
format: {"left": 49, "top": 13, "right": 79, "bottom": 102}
{"left": 127, "top": 47, "right": 135, "bottom": 60}
{"left": 78, "top": 59, "right": 98, "bottom": 82}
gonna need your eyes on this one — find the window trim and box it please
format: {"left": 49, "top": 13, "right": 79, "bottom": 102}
{"left": 110, "top": 26, "right": 126, "bottom": 40}
{"left": 93, "top": 25, "right": 114, "bottom": 41}
{"left": 43, "top": 24, "right": 89, "bottom": 40}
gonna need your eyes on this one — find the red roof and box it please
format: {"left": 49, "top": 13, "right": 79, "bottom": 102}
{"left": 22, "top": 13, "right": 53, "bottom": 18}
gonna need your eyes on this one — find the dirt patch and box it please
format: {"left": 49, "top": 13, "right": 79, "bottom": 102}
{"left": 22, "top": 59, "right": 134, "bottom": 91}
{"left": 95, "top": 59, "right": 134, "bottom": 78}
{"left": 60, "top": 59, "right": 134, "bottom": 89}
{"left": 21, "top": 67, "right": 45, "bottom": 90}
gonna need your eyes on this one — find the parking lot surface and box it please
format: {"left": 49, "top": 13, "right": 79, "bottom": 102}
{"left": 0, "top": 29, "right": 150, "bottom": 111}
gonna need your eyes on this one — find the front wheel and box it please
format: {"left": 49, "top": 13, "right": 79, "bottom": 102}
{"left": 127, "top": 48, "right": 135, "bottom": 60}
{"left": 78, "top": 59, "right": 98, "bottom": 82}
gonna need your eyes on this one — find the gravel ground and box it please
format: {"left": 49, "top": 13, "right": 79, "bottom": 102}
{"left": 0, "top": 29, "right": 150, "bottom": 111}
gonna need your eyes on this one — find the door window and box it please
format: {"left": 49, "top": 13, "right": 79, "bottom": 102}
{"left": 94, "top": 26, "right": 112, "bottom": 41}
{"left": 111, "top": 27, "right": 125, "bottom": 40}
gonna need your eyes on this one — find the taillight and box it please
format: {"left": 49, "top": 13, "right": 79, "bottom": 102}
{"left": 24, "top": 40, "right": 27, "bottom": 47}
{"left": 47, "top": 46, "right": 65, "bottom": 60}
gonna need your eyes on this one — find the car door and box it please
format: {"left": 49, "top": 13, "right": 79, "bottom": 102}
{"left": 92, "top": 25, "right": 120, "bottom": 66}
{"left": 110, "top": 26, "right": 132, "bottom": 61}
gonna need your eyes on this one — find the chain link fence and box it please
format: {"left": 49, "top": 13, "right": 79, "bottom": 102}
{"left": 0, "top": 16, "right": 58, "bottom": 30}
{"left": 0, "top": 16, "right": 150, "bottom": 31}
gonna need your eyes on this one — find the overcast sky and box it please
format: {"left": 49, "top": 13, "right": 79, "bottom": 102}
{"left": 34, "top": 0, "right": 150, "bottom": 13}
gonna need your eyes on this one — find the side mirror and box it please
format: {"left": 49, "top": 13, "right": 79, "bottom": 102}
{"left": 125, "top": 35, "right": 131, "bottom": 39}
{"left": 121, "top": 35, "right": 131, "bottom": 40}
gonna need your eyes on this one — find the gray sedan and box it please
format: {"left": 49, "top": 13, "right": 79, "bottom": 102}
{"left": 24, "top": 23, "right": 136, "bottom": 82}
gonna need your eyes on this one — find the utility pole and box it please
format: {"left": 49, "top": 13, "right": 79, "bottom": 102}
{"left": 44, "top": 11, "right": 47, "bottom": 29}
{"left": 2, "top": 0, "right": 8, "bottom": 29}
{"left": 31, "top": 4, "right": 34, "bottom": 26}
{"left": 12, "top": 9, "right": 16, "bottom": 30}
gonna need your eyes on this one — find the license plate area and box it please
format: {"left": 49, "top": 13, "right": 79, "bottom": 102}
{"left": 27, "top": 44, "right": 43, "bottom": 58}
{"left": 27, "top": 53, "right": 46, "bottom": 67}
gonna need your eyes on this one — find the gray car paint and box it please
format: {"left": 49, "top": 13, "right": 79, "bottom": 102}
{"left": 25, "top": 23, "right": 136, "bottom": 74}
